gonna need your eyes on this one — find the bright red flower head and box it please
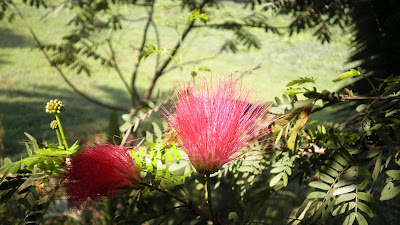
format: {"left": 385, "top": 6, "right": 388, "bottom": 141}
{"left": 64, "top": 143, "right": 141, "bottom": 208}
{"left": 166, "top": 78, "right": 277, "bottom": 174}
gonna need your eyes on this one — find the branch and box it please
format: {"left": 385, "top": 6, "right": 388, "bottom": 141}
{"left": 151, "top": 20, "right": 161, "bottom": 71}
{"left": 130, "top": 1, "right": 155, "bottom": 107}
{"left": 192, "top": 22, "right": 287, "bottom": 30}
{"left": 143, "top": 0, "right": 210, "bottom": 100}
{"left": 12, "top": 3, "right": 128, "bottom": 112}
{"left": 340, "top": 96, "right": 399, "bottom": 100}
{"left": 107, "top": 38, "right": 132, "bottom": 95}
{"left": 163, "top": 53, "right": 220, "bottom": 74}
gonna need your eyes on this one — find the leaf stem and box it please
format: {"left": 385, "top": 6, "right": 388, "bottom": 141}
{"left": 55, "top": 114, "right": 68, "bottom": 149}
{"left": 55, "top": 129, "right": 63, "bottom": 148}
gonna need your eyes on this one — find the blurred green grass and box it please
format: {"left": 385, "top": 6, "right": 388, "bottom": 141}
{"left": 0, "top": 1, "right": 352, "bottom": 159}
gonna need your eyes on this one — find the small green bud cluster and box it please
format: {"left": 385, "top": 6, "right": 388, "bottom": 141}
{"left": 45, "top": 99, "right": 65, "bottom": 114}
{"left": 50, "top": 120, "right": 58, "bottom": 129}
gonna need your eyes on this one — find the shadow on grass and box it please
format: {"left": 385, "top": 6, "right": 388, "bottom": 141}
{"left": 0, "top": 28, "right": 34, "bottom": 66}
{"left": 0, "top": 83, "right": 153, "bottom": 160}
{"left": 0, "top": 27, "right": 34, "bottom": 49}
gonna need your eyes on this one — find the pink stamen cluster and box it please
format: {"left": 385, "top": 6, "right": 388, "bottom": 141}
{"left": 64, "top": 143, "right": 141, "bottom": 208}
{"left": 166, "top": 78, "right": 276, "bottom": 174}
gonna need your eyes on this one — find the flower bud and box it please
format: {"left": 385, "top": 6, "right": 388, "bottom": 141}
{"left": 45, "top": 99, "right": 65, "bottom": 114}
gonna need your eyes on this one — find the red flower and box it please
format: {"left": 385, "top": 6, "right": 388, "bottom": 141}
{"left": 64, "top": 143, "right": 141, "bottom": 208}
{"left": 166, "top": 78, "right": 277, "bottom": 174}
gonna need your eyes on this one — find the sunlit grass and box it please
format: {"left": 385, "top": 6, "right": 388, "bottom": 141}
{"left": 0, "top": 1, "right": 351, "bottom": 159}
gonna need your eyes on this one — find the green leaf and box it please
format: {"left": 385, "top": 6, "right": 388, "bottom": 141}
{"left": 335, "top": 193, "right": 356, "bottom": 205}
{"left": 333, "top": 154, "right": 348, "bottom": 166}
{"left": 0, "top": 167, "right": 11, "bottom": 184}
{"left": 152, "top": 122, "right": 162, "bottom": 139}
{"left": 29, "top": 186, "right": 39, "bottom": 200}
{"left": 24, "top": 132, "right": 39, "bottom": 150}
{"left": 318, "top": 173, "right": 335, "bottom": 184}
{"left": 333, "top": 179, "right": 353, "bottom": 188}
{"left": 282, "top": 173, "right": 288, "bottom": 187}
{"left": 380, "top": 186, "right": 400, "bottom": 201}
{"left": 356, "top": 202, "right": 373, "bottom": 218}
{"left": 333, "top": 185, "right": 356, "bottom": 196}
{"left": 357, "top": 178, "right": 370, "bottom": 191}
{"left": 360, "top": 149, "right": 381, "bottom": 159}
{"left": 355, "top": 213, "right": 368, "bottom": 225}
{"left": 333, "top": 68, "right": 362, "bottom": 82}
{"left": 0, "top": 179, "right": 25, "bottom": 190}
{"left": 189, "top": 9, "right": 208, "bottom": 24}
{"left": 332, "top": 203, "right": 348, "bottom": 216}
{"left": 307, "top": 201, "right": 322, "bottom": 217}
{"left": 372, "top": 153, "right": 382, "bottom": 181}
{"left": 357, "top": 192, "right": 373, "bottom": 203}
{"left": 343, "top": 212, "right": 356, "bottom": 225}
{"left": 172, "top": 148, "right": 182, "bottom": 160}
{"left": 309, "top": 181, "right": 331, "bottom": 190}
{"left": 228, "top": 212, "right": 239, "bottom": 223}
{"left": 145, "top": 157, "right": 153, "bottom": 172}
{"left": 164, "top": 148, "right": 172, "bottom": 161}
{"left": 295, "top": 200, "right": 311, "bottom": 218}
{"left": 386, "top": 170, "right": 400, "bottom": 180}
{"left": 269, "top": 173, "right": 283, "bottom": 187}
{"left": 0, "top": 188, "right": 18, "bottom": 203}
{"left": 18, "top": 198, "right": 31, "bottom": 209}
{"left": 306, "top": 191, "right": 326, "bottom": 199}
{"left": 286, "top": 77, "right": 315, "bottom": 87}
{"left": 287, "top": 133, "right": 297, "bottom": 150}
{"left": 145, "top": 142, "right": 157, "bottom": 149}
{"left": 270, "top": 167, "right": 285, "bottom": 173}
{"left": 293, "top": 98, "right": 315, "bottom": 109}
{"left": 321, "top": 166, "right": 339, "bottom": 177}
{"left": 284, "top": 88, "right": 305, "bottom": 95}
{"left": 324, "top": 160, "right": 344, "bottom": 171}
{"left": 274, "top": 126, "right": 285, "bottom": 146}
{"left": 356, "top": 104, "right": 368, "bottom": 113}
{"left": 12, "top": 162, "right": 21, "bottom": 174}
{"left": 25, "top": 143, "right": 32, "bottom": 156}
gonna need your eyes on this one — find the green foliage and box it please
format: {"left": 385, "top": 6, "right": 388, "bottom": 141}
{"left": 189, "top": 8, "right": 208, "bottom": 24}
{"left": 246, "top": 0, "right": 351, "bottom": 43}
{"left": 333, "top": 67, "right": 363, "bottom": 82}
{"left": 0, "top": 133, "right": 77, "bottom": 224}
{"left": 286, "top": 77, "right": 316, "bottom": 87}
{"left": 1, "top": 0, "right": 399, "bottom": 223}
{"left": 138, "top": 44, "right": 168, "bottom": 62}
{"left": 280, "top": 68, "right": 400, "bottom": 225}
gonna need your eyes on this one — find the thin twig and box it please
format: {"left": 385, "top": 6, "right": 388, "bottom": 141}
{"left": 163, "top": 53, "right": 221, "bottom": 74}
{"left": 38, "top": 178, "right": 66, "bottom": 225}
{"left": 151, "top": 20, "right": 161, "bottom": 72}
{"left": 107, "top": 38, "right": 132, "bottom": 95}
{"left": 143, "top": 0, "right": 210, "bottom": 100}
{"left": 144, "top": 184, "right": 228, "bottom": 224}
{"left": 340, "top": 96, "right": 398, "bottom": 100}
{"left": 130, "top": 1, "right": 155, "bottom": 106}
{"left": 192, "top": 22, "right": 287, "bottom": 29}
{"left": 11, "top": 3, "right": 128, "bottom": 112}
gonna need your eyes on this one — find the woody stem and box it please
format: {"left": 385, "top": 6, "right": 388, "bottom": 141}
{"left": 206, "top": 173, "right": 217, "bottom": 224}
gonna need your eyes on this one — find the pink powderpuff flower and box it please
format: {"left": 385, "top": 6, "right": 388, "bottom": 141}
{"left": 165, "top": 78, "right": 278, "bottom": 174}
{"left": 64, "top": 142, "right": 141, "bottom": 208}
